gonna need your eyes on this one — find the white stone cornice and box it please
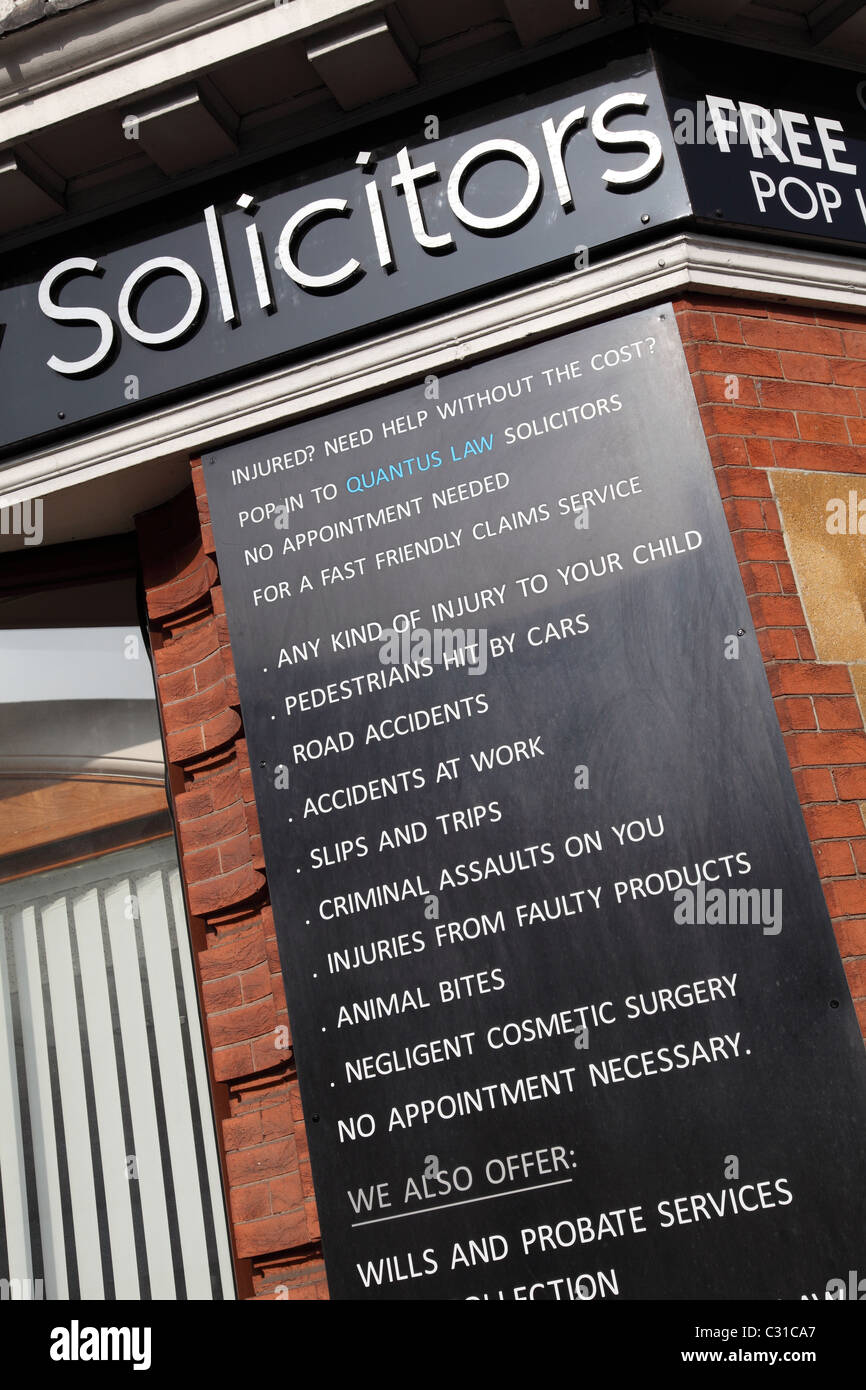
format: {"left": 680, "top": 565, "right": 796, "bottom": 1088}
{"left": 0, "top": 0, "right": 385, "bottom": 140}
{"left": 2, "top": 232, "right": 866, "bottom": 510}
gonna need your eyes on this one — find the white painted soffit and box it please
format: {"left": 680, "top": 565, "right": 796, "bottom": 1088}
{"left": 2, "top": 0, "right": 865, "bottom": 141}
{"left": 1, "top": 231, "right": 866, "bottom": 509}
{"left": 0, "top": 0, "right": 619, "bottom": 244}
{"left": 0, "top": 0, "right": 384, "bottom": 139}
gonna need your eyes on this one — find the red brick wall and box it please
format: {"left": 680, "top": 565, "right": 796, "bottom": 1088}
{"left": 136, "top": 478, "right": 327, "bottom": 1300}
{"left": 674, "top": 294, "right": 866, "bottom": 1033}
{"left": 135, "top": 292, "right": 866, "bottom": 1299}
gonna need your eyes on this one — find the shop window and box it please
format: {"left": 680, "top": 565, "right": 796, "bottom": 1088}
{"left": 0, "top": 571, "right": 234, "bottom": 1300}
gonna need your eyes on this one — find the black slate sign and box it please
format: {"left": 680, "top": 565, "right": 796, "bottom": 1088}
{"left": 658, "top": 35, "right": 866, "bottom": 251}
{"left": 204, "top": 305, "right": 866, "bottom": 1300}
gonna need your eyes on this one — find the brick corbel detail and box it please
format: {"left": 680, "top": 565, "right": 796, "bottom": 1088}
{"left": 136, "top": 469, "right": 328, "bottom": 1301}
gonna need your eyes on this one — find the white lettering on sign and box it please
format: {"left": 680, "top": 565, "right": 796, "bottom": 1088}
{"left": 35, "top": 90, "right": 664, "bottom": 377}
{"left": 705, "top": 96, "right": 857, "bottom": 174}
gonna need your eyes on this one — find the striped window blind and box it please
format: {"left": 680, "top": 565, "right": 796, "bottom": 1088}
{"left": 0, "top": 838, "right": 235, "bottom": 1300}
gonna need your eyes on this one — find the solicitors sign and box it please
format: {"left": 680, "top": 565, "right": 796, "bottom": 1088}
{"left": 0, "top": 51, "right": 686, "bottom": 456}
{"left": 2, "top": 40, "right": 866, "bottom": 458}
